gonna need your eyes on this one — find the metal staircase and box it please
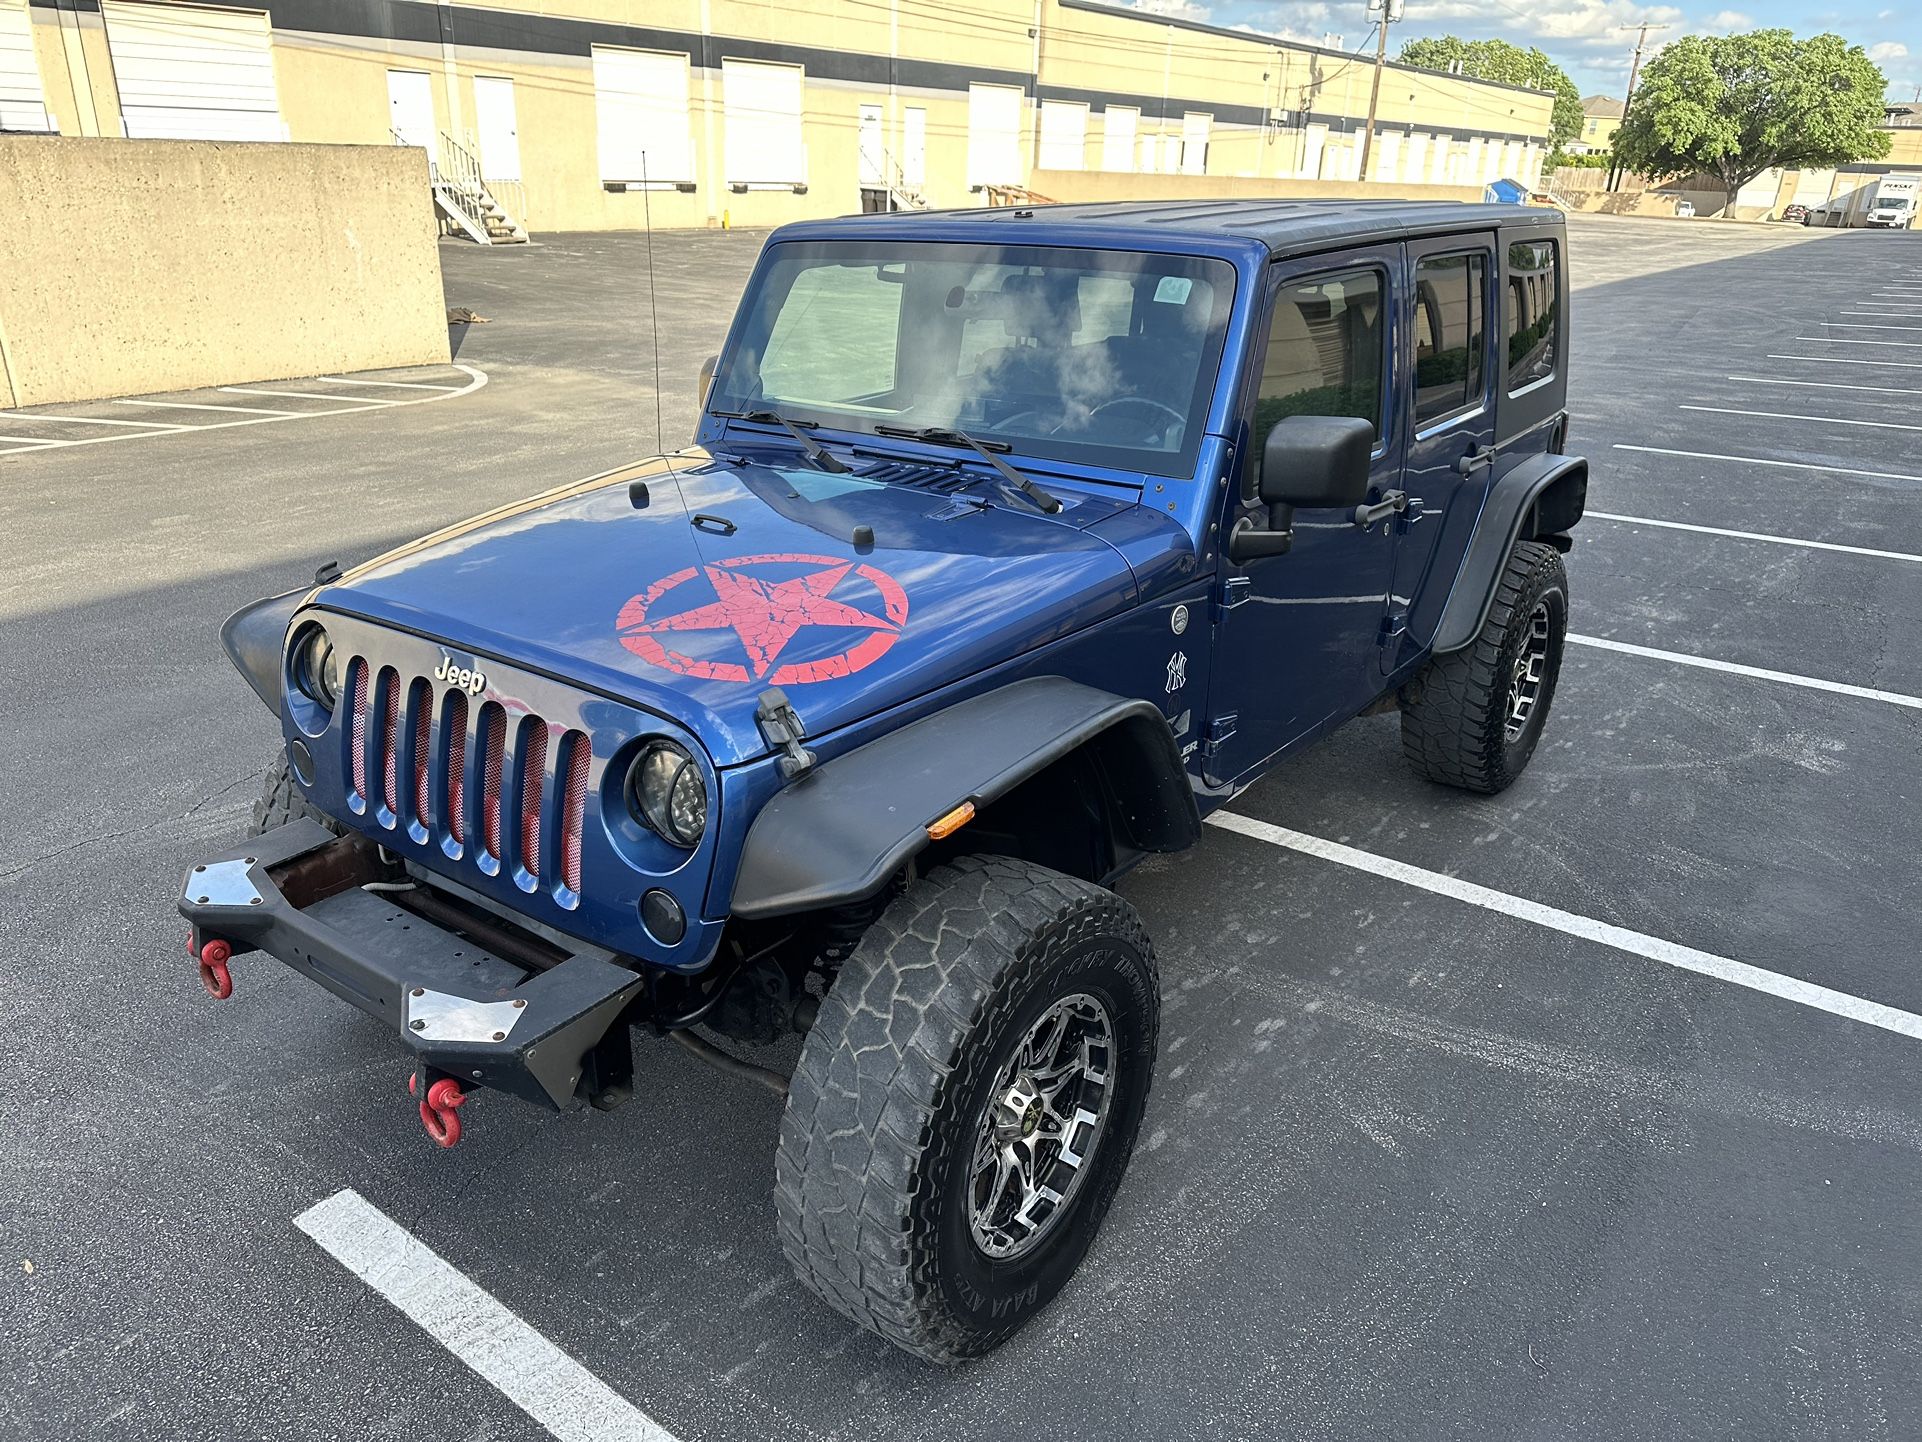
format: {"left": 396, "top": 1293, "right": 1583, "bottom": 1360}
{"left": 393, "top": 128, "right": 529, "bottom": 245}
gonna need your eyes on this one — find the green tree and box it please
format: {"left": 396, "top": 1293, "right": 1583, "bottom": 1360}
{"left": 1399, "top": 36, "right": 1584, "bottom": 159}
{"left": 1612, "top": 30, "right": 1891, "bottom": 211}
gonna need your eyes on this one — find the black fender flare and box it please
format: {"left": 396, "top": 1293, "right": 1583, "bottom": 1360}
{"left": 1431, "top": 453, "right": 1587, "bottom": 654}
{"left": 221, "top": 588, "right": 307, "bottom": 711}
{"left": 729, "top": 677, "right": 1199, "bottom": 920}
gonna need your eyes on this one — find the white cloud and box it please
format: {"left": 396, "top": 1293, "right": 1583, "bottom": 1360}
{"left": 1699, "top": 10, "right": 1751, "bottom": 33}
{"left": 1868, "top": 41, "right": 1909, "bottom": 63}
{"left": 1128, "top": 0, "right": 1215, "bottom": 21}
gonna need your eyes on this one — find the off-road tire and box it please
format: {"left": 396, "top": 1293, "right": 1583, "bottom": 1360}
{"left": 1400, "top": 539, "right": 1568, "bottom": 795}
{"left": 249, "top": 752, "right": 341, "bottom": 837}
{"left": 774, "top": 854, "right": 1159, "bottom": 1364}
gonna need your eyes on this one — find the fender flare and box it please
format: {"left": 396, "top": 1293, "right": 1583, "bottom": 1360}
{"left": 1431, "top": 453, "right": 1587, "bottom": 654}
{"left": 221, "top": 588, "right": 307, "bottom": 711}
{"left": 729, "top": 677, "right": 1199, "bottom": 920}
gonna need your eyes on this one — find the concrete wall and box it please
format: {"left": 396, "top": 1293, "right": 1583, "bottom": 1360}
{"left": 0, "top": 136, "right": 450, "bottom": 408}
{"left": 1028, "top": 168, "right": 1488, "bottom": 205}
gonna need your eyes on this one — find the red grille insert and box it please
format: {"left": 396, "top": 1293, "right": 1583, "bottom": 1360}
{"left": 559, "top": 735, "right": 590, "bottom": 894}
{"left": 410, "top": 684, "right": 431, "bottom": 825}
{"left": 348, "top": 659, "right": 369, "bottom": 800}
{"left": 480, "top": 707, "right": 505, "bottom": 858}
{"left": 520, "top": 723, "right": 549, "bottom": 879}
{"left": 381, "top": 668, "right": 402, "bottom": 818}
{"left": 445, "top": 691, "right": 468, "bottom": 845}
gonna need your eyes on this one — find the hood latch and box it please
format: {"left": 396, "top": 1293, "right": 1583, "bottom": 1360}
{"left": 755, "top": 688, "right": 816, "bottom": 781}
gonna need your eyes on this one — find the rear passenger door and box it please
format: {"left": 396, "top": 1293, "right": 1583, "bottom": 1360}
{"left": 1392, "top": 231, "right": 1498, "bottom": 669}
{"left": 1206, "top": 246, "right": 1402, "bottom": 787}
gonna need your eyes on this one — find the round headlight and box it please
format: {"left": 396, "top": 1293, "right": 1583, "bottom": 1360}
{"left": 292, "top": 627, "right": 342, "bottom": 710}
{"left": 630, "top": 741, "right": 707, "bottom": 847}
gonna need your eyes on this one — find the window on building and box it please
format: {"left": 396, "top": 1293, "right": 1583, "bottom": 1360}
{"left": 1038, "top": 100, "right": 1087, "bottom": 171}
{"left": 723, "top": 59, "right": 805, "bottom": 187}
{"left": 1250, "top": 268, "right": 1384, "bottom": 484}
{"left": 0, "top": 0, "right": 53, "bottom": 132}
{"left": 592, "top": 46, "right": 693, "bottom": 184}
{"left": 1412, "top": 253, "right": 1486, "bottom": 426}
{"left": 1505, "top": 239, "right": 1559, "bottom": 393}
{"left": 102, "top": 1, "right": 282, "bottom": 141}
{"left": 968, "top": 83, "right": 1022, "bottom": 188}
{"left": 1180, "top": 111, "right": 1210, "bottom": 175}
{"left": 1102, "top": 105, "right": 1137, "bottom": 172}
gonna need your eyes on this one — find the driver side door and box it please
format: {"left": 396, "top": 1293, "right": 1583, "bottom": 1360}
{"left": 1204, "top": 246, "right": 1404, "bottom": 789}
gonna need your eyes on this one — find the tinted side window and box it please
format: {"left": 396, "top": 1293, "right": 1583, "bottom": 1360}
{"left": 1252, "top": 268, "right": 1384, "bottom": 443}
{"left": 1506, "top": 239, "right": 1559, "bottom": 394}
{"left": 1413, "top": 252, "right": 1485, "bottom": 425}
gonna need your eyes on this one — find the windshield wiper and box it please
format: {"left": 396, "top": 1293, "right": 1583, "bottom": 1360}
{"left": 715, "top": 408, "right": 849, "bottom": 475}
{"left": 872, "top": 425, "right": 1063, "bottom": 515}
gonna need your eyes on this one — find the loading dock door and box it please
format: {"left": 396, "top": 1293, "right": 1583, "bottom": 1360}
{"left": 473, "top": 75, "right": 520, "bottom": 180}
{"left": 0, "top": 0, "right": 52, "bottom": 132}
{"left": 101, "top": 1, "right": 282, "bottom": 141}
{"left": 967, "top": 83, "right": 1022, "bottom": 189}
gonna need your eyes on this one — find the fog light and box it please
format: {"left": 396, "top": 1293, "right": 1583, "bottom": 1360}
{"left": 641, "top": 888, "right": 686, "bottom": 946}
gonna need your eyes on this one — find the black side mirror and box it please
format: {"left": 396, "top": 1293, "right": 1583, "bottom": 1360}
{"left": 1259, "top": 415, "right": 1375, "bottom": 509}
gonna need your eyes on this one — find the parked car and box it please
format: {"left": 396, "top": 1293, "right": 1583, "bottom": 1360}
{"left": 1675, "top": 200, "right": 1697, "bottom": 218}
{"left": 1781, "top": 203, "right": 1810, "bottom": 224}
{"left": 182, "top": 199, "right": 1587, "bottom": 1363}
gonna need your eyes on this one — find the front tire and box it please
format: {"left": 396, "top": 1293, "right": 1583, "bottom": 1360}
{"left": 774, "top": 855, "right": 1159, "bottom": 1364}
{"left": 249, "top": 751, "right": 341, "bottom": 837}
{"left": 1400, "top": 539, "right": 1568, "bottom": 795}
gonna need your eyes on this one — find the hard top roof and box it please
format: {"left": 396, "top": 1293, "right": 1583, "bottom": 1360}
{"left": 780, "top": 198, "right": 1564, "bottom": 257}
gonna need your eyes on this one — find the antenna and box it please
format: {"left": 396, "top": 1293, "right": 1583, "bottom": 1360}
{"left": 641, "top": 148, "right": 665, "bottom": 455}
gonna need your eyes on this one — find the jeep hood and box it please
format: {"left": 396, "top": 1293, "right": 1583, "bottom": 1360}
{"left": 318, "top": 449, "right": 1161, "bottom": 766}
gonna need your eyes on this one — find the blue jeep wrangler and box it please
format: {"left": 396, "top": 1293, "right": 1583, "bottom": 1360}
{"left": 183, "top": 199, "right": 1584, "bottom": 1362}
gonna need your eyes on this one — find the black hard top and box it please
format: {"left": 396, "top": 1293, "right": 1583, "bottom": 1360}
{"left": 843, "top": 198, "right": 1563, "bottom": 256}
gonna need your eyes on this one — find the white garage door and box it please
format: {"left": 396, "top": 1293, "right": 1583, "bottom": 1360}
{"left": 723, "top": 59, "right": 805, "bottom": 186}
{"left": 1, "top": 0, "right": 52, "bottom": 132}
{"left": 1038, "top": 100, "right": 1086, "bottom": 171}
{"left": 967, "top": 83, "right": 1022, "bottom": 188}
{"left": 102, "top": 1, "right": 282, "bottom": 142}
{"left": 593, "top": 46, "right": 694, "bottom": 185}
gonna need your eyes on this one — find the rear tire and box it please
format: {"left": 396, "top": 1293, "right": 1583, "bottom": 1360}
{"left": 774, "top": 854, "right": 1159, "bottom": 1364}
{"left": 1400, "top": 540, "right": 1568, "bottom": 795}
{"left": 249, "top": 752, "right": 341, "bottom": 837}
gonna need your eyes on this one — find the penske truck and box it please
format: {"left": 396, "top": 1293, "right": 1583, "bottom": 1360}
{"left": 1864, "top": 174, "right": 1920, "bottom": 229}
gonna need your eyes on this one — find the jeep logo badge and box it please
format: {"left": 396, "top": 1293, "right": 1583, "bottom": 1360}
{"left": 433, "top": 652, "right": 487, "bottom": 695}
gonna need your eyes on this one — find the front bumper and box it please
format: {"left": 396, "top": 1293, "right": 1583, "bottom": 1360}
{"left": 178, "top": 820, "right": 646, "bottom": 1112}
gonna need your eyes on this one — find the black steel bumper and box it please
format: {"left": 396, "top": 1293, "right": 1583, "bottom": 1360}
{"left": 177, "top": 820, "right": 645, "bottom": 1112}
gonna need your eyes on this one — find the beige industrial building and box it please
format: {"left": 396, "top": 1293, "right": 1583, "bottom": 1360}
{"left": 2, "top": 0, "right": 1554, "bottom": 233}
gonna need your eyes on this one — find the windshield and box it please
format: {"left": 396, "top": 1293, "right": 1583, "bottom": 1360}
{"left": 709, "top": 240, "right": 1237, "bottom": 480}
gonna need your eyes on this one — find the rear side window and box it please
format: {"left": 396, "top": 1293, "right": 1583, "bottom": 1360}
{"left": 1252, "top": 268, "right": 1384, "bottom": 441}
{"left": 1412, "top": 252, "right": 1486, "bottom": 426}
{"left": 1505, "top": 239, "right": 1559, "bottom": 394}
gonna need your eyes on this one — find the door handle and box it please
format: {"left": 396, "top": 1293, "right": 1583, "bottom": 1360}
{"left": 1352, "top": 491, "right": 1408, "bottom": 528}
{"left": 1456, "top": 445, "right": 1495, "bottom": 477}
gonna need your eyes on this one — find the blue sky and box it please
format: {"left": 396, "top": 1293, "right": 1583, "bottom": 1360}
{"left": 1127, "top": 0, "right": 1920, "bottom": 103}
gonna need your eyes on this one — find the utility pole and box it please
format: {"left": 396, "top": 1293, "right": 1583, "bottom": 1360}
{"left": 1357, "top": 0, "right": 1403, "bottom": 183}
{"left": 1607, "top": 21, "right": 1670, "bottom": 191}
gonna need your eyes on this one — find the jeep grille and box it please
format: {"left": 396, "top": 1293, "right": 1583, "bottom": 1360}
{"left": 341, "top": 656, "right": 592, "bottom": 901}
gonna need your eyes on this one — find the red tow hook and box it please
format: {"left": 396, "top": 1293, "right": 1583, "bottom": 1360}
{"left": 409, "top": 1074, "right": 467, "bottom": 1148}
{"left": 194, "top": 936, "right": 234, "bottom": 1000}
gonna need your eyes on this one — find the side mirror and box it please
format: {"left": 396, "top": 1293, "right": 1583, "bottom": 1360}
{"left": 1258, "top": 415, "right": 1374, "bottom": 509}
{"left": 698, "top": 354, "right": 719, "bottom": 408}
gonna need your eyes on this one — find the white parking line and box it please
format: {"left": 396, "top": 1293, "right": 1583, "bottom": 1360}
{"left": 0, "top": 365, "right": 486, "bottom": 454}
{"left": 1585, "top": 510, "right": 1922, "bottom": 563}
{"left": 1726, "top": 374, "right": 1922, "bottom": 398}
{"left": 1614, "top": 444, "right": 1922, "bottom": 484}
{"left": 1205, "top": 813, "right": 1922, "bottom": 1042}
{"left": 0, "top": 410, "right": 190, "bottom": 430}
{"left": 1821, "top": 321, "right": 1922, "bottom": 331}
{"left": 118, "top": 398, "right": 307, "bottom": 416}
{"left": 296, "top": 1189, "right": 679, "bottom": 1442}
{"left": 1569, "top": 633, "right": 1922, "bottom": 710}
{"left": 0, "top": 436, "right": 59, "bottom": 449}
{"left": 219, "top": 386, "right": 401, "bottom": 406}
{"left": 1766, "top": 353, "right": 1922, "bottom": 370}
{"left": 1678, "top": 403, "right": 1922, "bottom": 432}
{"left": 1793, "top": 337, "right": 1922, "bottom": 347}
{"left": 318, "top": 374, "right": 463, "bottom": 392}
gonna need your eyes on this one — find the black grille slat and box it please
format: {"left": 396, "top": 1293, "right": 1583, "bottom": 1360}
{"left": 859, "top": 461, "right": 977, "bottom": 494}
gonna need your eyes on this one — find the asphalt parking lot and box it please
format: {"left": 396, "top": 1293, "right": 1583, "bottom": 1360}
{"left": 4, "top": 213, "right": 1919, "bottom": 1441}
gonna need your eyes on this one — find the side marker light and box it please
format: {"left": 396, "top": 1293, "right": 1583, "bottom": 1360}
{"left": 926, "top": 801, "right": 976, "bottom": 841}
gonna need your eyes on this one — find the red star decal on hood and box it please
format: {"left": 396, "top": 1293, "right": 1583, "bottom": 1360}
{"left": 616, "top": 553, "right": 910, "bottom": 685}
